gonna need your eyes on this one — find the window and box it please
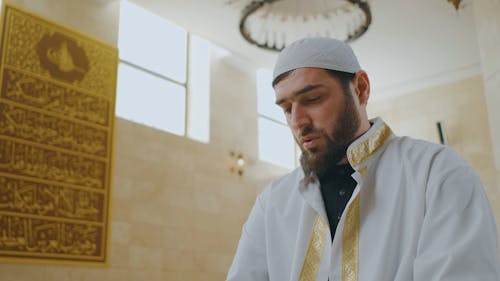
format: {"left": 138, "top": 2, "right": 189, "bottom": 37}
{"left": 256, "top": 68, "right": 299, "bottom": 169}
{"left": 117, "top": 0, "right": 210, "bottom": 143}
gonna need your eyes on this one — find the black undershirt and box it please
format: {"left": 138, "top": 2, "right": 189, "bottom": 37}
{"left": 319, "top": 164, "right": 357, "bottom": 241}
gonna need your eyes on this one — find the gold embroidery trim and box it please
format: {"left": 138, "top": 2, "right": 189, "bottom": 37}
{"left": 358, "top": 167, "right": 368, "bottom": 179}
{"left": 348, "top": 123, "right": 392, "bottom": 167}
{"left": 299, "top": 215, "right": 328, "bottom": 281}
{"left": 342, "top": 193, "right": 360, "bottom": 281}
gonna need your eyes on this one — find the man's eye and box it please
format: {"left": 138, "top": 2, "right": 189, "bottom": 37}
{"left": 306, "top": 96, "right": 320, "bottom": 103}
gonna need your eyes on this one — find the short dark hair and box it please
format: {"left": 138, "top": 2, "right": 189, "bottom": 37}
{"left": 325, "top": 69, "right": 356, "bottom": 96}
{"left": 272, "top": 69, "right": 356, "bottom": 96}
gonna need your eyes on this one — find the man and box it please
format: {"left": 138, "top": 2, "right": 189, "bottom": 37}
{"left": 226, "top": 37, "right": 500, "bottom": 281}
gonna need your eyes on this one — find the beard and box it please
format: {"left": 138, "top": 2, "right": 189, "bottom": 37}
{"left": 298, "top": 92, "right": 361, "bottom": 179}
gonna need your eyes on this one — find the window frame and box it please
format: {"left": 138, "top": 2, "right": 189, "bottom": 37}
{"left": 116, "top": 1, "right": 211, "bottom": 143}
{"left": 256, "top": 68, "right": 300, "bottom": 169}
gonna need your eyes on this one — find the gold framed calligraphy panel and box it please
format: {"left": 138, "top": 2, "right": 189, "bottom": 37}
{"left": 0, "top": 4, "right": 117, "bottom": 264}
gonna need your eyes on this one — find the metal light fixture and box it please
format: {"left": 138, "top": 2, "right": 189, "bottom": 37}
{"left": 226, "top": 0, "right": 372, "bottom": 51}
{"left": 447, "top": 0, "right": 462, "bottom": 10}
{"left": 229, "top": 151, "right": 246, "bottom": 176}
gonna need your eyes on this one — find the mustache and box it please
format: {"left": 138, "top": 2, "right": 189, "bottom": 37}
{"left": 299, "top": 126, "right": 325, "bottom": 137}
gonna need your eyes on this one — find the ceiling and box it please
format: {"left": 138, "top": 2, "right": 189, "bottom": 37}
{"left": 130, "top": 0, "right": 480, "bottom": 101}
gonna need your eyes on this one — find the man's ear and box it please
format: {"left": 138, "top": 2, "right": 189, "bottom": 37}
{"left": 353, "top": 70, "right": 370, "bottom": 106}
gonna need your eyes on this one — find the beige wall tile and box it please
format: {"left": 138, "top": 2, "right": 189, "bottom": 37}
{"left": 110, "top": 197, "right": 134, "bottom": 221}
{"left": 166, "top": 270, "right": 227, "bottom": 281}
{"left": 483, "top": 74, "right": 500, "bottom": 168}
{"left": 45, "top": 267, "right": 120, "bottom": 281}
{"left": 129, "top": 200, "right": 170, "bottom": 226}
{"left": 193, "top": 251, "right": 234, "bottom": 273}
{"left": 162, "top": 227, "right": 195, "bottom": 250}
{"left": 128, "top": 245, "right": 163, "bottom": 270}
{"left": 0, "top": 263, "right": 47, "bottom": 281}
{"left": 163, "top": 249, "right": 196, "bottom": 271}
{"left": 193, "top": 188, "right": 222, "bottom": 213}
{"left": 127, "top": 269, "right": 164, "bottom": 281}
{"left": 191, "top": 231, "right": 224, "bottom": 252}
{"left": 473, "top": 0, "right": 500, "bottom": 169}
{"left": 111, "top": 221, "right": 131, "bottom": 245}
{"left": 129, "top": 222, "right": 167, "bottom": 248}
{"left": 108, "top": 243, "right": 130, "bottom": 268}
{"left": 101, "top": 268, "right": 131, "bottom": 281}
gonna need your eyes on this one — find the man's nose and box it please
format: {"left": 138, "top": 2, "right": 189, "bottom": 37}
{"left": 290, "top": 105, "right": 310, "bottom": 131}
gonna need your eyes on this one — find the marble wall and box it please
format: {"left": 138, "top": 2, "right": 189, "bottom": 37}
{"left": 473, "top": 0, "right": 500, "bottom": 168}
{"left": 473, "top": 1, "right": 500, "bottom": 219}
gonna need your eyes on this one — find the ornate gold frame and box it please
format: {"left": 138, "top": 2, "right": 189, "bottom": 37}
{"left": 0, "top": 3, "right": 118, "bottom": 265}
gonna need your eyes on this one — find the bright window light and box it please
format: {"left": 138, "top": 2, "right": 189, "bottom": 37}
{"left": 117, "top": 0, "right": 212, "bottom": 143}
{"left": 258, "top": 117, "right": 296, "bottom": 169}
{"left": 187, "top": 35, "right": 211, "bottom": 143}
{"left": 257, "top": 68, "right": 286, "bottom": 123}
{"left": 116, "top": 63, "right": 186, "bottom": 136}
{"left": 257, "top": 68, "right": 297, "bottom": 169}
{"left": 119, "top": 0, "right": 187, "bottom": 83}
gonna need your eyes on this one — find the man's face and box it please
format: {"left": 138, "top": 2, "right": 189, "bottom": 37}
{"left": 274, "top": 68, "right": 361, "bottom": 177}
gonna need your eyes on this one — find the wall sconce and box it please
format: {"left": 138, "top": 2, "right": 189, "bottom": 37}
{"left": 229, "top": 151, "right": 246, "bottom": 176}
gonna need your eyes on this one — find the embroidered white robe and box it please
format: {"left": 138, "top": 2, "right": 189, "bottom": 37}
{"left": 226, "top": 117, "right": 500, "bottom": 281}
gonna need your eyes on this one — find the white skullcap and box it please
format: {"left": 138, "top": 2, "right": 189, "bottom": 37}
{"left": 272, "top": 37, "right": 361, "bottom": 84}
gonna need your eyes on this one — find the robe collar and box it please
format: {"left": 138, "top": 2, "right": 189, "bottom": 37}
{"left": 298, "top": 117, "right": 393, "bottom": 184}
{"left": 346, "top": 117, "right": 393, "bottom": 170}
{"left": 297, "top": 117, "right": 393, "bottom": 220}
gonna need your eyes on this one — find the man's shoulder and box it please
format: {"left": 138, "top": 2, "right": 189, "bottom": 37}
{"left": 266, "top": 167, "right": 303, "bottom": 192}
{"left": 388, "top": 135, "right": 447, "bottom": 156}
{"left": 258, "top": 168, "right": 303, "bottom": 202}
{"left": 385, "top": 135, "right": 470, "bottom": 170}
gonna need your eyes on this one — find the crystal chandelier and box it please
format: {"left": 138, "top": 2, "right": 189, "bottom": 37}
{"left": 226, "top": 0, "right": 372, "bottom": 51}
